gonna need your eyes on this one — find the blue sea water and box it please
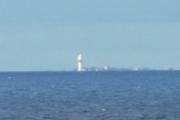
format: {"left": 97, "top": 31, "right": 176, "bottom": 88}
{"left": 0, "top": 71, "right": 180, "bottom": 120}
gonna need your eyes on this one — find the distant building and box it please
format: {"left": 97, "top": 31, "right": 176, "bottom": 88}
{"left": 77, "top": 54, "right": 83, "bottom": 71}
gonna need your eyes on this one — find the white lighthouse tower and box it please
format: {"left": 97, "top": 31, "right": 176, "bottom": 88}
{"left": 77, "top": 54, "right": 83, "bottom": 71}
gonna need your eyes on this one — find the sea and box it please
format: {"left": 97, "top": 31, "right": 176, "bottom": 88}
{"left": 0, "top": 71, "right": 180, "bottom": 120}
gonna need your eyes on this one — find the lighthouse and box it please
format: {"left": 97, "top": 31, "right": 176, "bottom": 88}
{"left": 77, "top": 54, "right": 83, "bottom": 71}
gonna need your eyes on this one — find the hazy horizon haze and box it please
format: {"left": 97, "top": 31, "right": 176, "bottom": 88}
{"left": 0, "top": 0, "right": 180, "bottom": 71}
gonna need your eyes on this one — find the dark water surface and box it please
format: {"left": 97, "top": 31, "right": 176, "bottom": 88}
{"left": 0, "top": 71, "right": 180, "bottom": 120}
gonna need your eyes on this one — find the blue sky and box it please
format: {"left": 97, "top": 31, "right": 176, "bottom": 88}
{"left": 0, "top": 0, "right": 180, "bottom": 71}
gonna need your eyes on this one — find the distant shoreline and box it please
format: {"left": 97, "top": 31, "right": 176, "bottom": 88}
{"left": 0, "top": 70, "right": 179, "bottom": 73}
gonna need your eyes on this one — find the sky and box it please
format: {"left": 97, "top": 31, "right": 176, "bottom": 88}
{"left": 0, "top": 0, "right": 180, "bottom": 71}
